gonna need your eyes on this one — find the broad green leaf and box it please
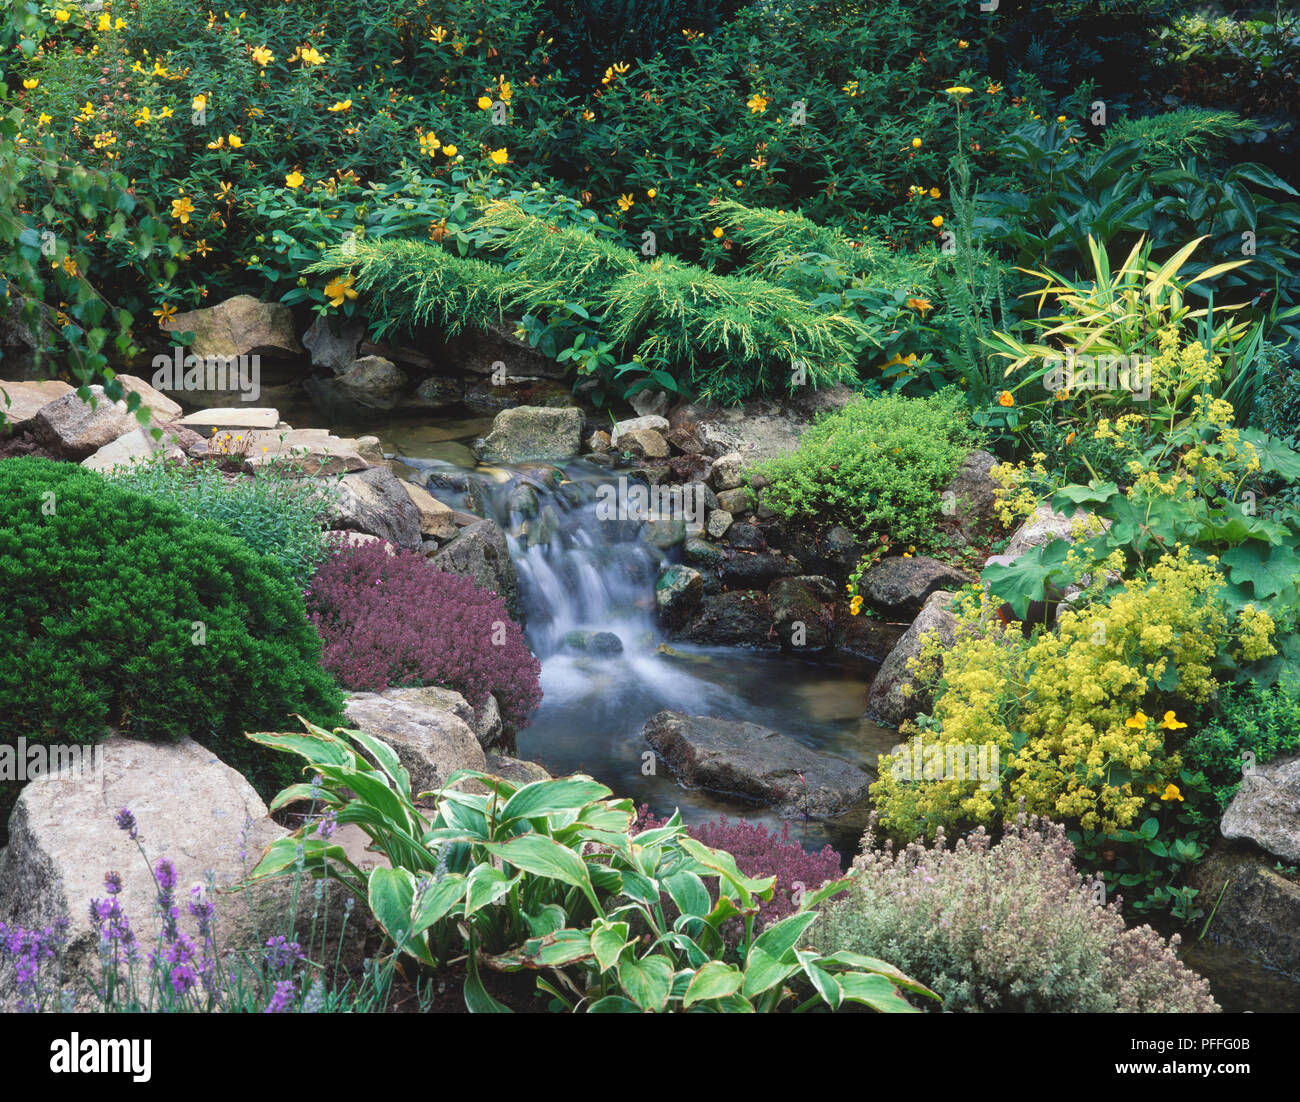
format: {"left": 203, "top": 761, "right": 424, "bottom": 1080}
{"left": 500, "top": 777, "right": 612, "bottom": 822}
{"left": 590, "top": 920, "right": 632, "bottom": 972}
{"left": 838, "top": 972, "right": 919, "bottom": 1013}
{"left": 682, "top": 961, "right": 745, "bottom": 1008}
{"left": 663, "top": 870, "right": 711, "bottom": 918}
{"left": 617, "top": 953, "right": 673, "bottom": 1012}
{"left": 484, "top": 834, "right": 596, "bottom": 901}
{"left": 465, "top": 864, "right": 521, "bottom": 915}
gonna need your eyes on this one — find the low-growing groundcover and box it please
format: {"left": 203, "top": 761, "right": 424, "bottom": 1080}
{"left": 0, "top": 458, "right": 344, "bottom": 797}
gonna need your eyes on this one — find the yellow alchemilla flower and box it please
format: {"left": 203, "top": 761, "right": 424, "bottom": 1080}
{"left": 1160, "top": 784, "right": 1183, "bottom": 802}
{"left": 712, "top": 226, "right": 724, "bottom": 239}
{"left": 1125, "top": 711, "right": 1149, "bottom": 729}
{"left": 746, "top": 93, "right": 768, "bottom": 114}
{"left": 323, "top": 274, "right": 357, "bottom": 307}
{"left": 170, "top": 196, "right": 196, "bottom": 223}
{"left": 251, "top": 45, "right": 273, "bottom": 67}
{"left": 488, "top": 147, "right": 508, "bottom": 165}
{"left": 477, "top": 96, "right": 492, "bottom": 110}
{"left": 1160, "top": 711, "right": 1187, "bottom": 730}
{"left": 328, "top": 99, "right": 352, "bottom": 112}
{"left": 617, "top": 193, "right": 634, "bottom": 212}
{"left": 284, "top": 170, "right": 305, "bottom": 188}
{"left": 22, "top": 79, "right": 38, "bottom": 90}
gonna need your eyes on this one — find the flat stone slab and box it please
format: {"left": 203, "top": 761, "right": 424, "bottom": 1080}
{"left": 176, "top": 407, "right": 281, "bottom": 435}
{"left": 0, "top": 379, "right": 74, "bottom": 431}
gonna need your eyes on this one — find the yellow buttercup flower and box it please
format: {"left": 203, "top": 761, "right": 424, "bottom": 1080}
{"left": 930, "top": 215, "right": 943, "bottom": 228}
{"left": 442, "top": 143, "right": 457, "bottom": 156}
{"left": 170, "top": 196, "right": 196, "bottom": 223}
{"left": 285, "top": 170, "right": 305, "bottom": 188}
{"left": 54, "top": 10, "right": 70, "bottom": 23}
{"left": 647, "top": 188, "right": 657, "bottom": 198}
{"left": 251, "top": 46, "right": 273, "bottom": 67}
{"left": 849, "top": 595, "right": 863, "bottom": 616}
{"left": 323, "top": 274, "right": 357, "bottom": 307}
{"left": 22, "top": 79, "right": 38, "bottom": 90}
{"left": 153, "top": 302, "right": 177, "bottom": 325}
{"left": 228, "top": 134, "right": 243, "bottom": 149}
{"left": 929, "top": 187, "right": 940, "bottom": 198}
{"left": 477, "top": 96, "right": 492, "bottom": 110}
{"left": 712, "top": 227, "right": 724, "bottom": 239}
{"left": 488, "top": 147, "right": 508, "bottom": 165}
{"left": 193, "top": 240, "right": 212, "bottom": 257}
{"left": 911, "top": 137, "right": 921, "bottom": 148}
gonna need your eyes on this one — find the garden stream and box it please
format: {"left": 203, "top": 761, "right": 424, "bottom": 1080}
{"left": 288, "top": 404, "right": 1300, "bottom": 1012}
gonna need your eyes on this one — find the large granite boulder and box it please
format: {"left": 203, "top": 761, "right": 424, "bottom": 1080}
{"left": 478, "top": 405, "right": 584, "bottom": 464}
{"left": 343, "top": 690, "right": 487, "bottom": 798}
{"left": 859, "top": 555, "right": 969, "bottom": 621}
{"left": 642, "top": 711, "right": 870, "bottom": 818}
{"left": 162, "top": 295, "right": 302, "bottom": 359}
{"left": 330, "top": 466, "right": 423, "bottom": 549}
{"left": 31, "top": 385, "right": 138, "bottom": 460}
{"left": 0, "top": 380, "right": 74, "bottom": 432}
{"left": 429, "top": 519, "right": 524, "bottom": 621}
{"left": 866, "top": 590, "right": 959, "bottom": 726}
{"left": 1221, "top": 755, "right": 1300, "bottom": 865}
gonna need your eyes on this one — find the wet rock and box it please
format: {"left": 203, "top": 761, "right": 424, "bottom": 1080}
{"left": 768, "top": 576, "right": 835, "bottom": 651}
{"left": 525, "top": 504, "right": 561, "bottom": 548}
{"left": 831, "top": 607, "right": 908, "bottom": 661}
{"left": 683, "top": 537, "right": 723, "bottom": 569}
{"left": 642, "top": 711, "right": 870, "bottom": 818}
{"left": 866, "top": 591, "right": 959, "bottom": 726}
{"left": 478, "top": 405, "right": 583, "bottom": 463}
{"left": 162, "top": 294, "right": 302, "bottom": 359}
{"left": 859, "top": 555, "right": 970, "bottom": 621}
{"left": 655, "top": 564, "right": 703, "bottom": 630}
{"left": 507, "top": 481, "right": 540, "bottom": 519}
{"left": 641, "top": 517, "right": 686, "bottom": 549}
{"left": 303, "top": 314, "right": 366, "bottom": 373}
{"left": 710, "top": 452, "right": 746, "bottom": 491}
{"left": 1189, "top": 846, "right": 1300, "bottom": 979}
{"left": 706, "top": 509, "right": 733, "bottom": 539}
{"left": 725, "top": 522, "right": 764, "bottom": 551}
{"left": 331, "top": 466, "right": 423, "bottom": 549}
{"left": 940, "top": 449, "right": 1000, "bottom": 542}
{"left": 448, "top": 319, "right": 567, "bottom": 380}
{"left": 619, "top": 428, "right": 670, "bottom": 459}
{"left": 563, "top": 630, "right": 624, "bottom": 657}
{"left": 586, "top": 430, "right": 612, "bottom": 453}
{"left": 673, "top": 591, "right": 776, "bottom": 648}
{"left": 1221, "top": 755, "right": 1300, "bottom": 865}
{"left": 720, "top": 550, "right": 798, "bottom": 589}
{"left": 463, "top": 377, "right": 572, "bottom": 412}
{"left": 430, "top": 519, "right": 523, "bottom": 621}
{"left": 410, "top": 373, "right": 465, "bottom": 410}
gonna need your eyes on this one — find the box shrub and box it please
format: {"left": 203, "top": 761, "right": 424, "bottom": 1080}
{"left": 306, "top": 541, "right": 542, "bottom": 730}
{"left": 0, "top": 458, "right": 344, "bottom": 795}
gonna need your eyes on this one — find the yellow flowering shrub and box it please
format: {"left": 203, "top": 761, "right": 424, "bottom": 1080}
{"left": 872, "top": 547, "right": 1276, "bottom": 838}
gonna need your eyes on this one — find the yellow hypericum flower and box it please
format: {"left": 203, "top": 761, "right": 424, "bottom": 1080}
{"left": 1160, "top": 784, "right": 1184, "bottom": 803}
{"left": 746, "top": 93, "right": 768, "bottom": 114}
{"left": 998, "top": 390, "right": 1015, "bottom": 408}
{"left": 442, "top": 143, "right": 457, "bottom": 156}
{"left": 929, "top": 186, "right": 940, "bottom": 198}
{"left": 228, "top": 134, "right": 243, "bottom": 148}
{"left": 958, "top": 40, "right": 969, "bottom": 48}
{"left": 905, "top": 297, "right": 933, "bottom": 315}
{"left": 477, "top": 95, "right": 492, "bottom": 110}
{"left": 945, "top": 86, "right": 973, "bottom": 97}
{"left": 206, "top": 136, "right": 225, "bottom": 150}
{"left": 1160, "top": 711, "right": 1188, "bottom": 730}
{"left": 712, "top": 227, "right": 724, "bottom": 239}
{"left": 193, "top": 239, "right": 212, "bottom": 257}
{"left": 1125, "top": 711, "right": 1149, "bottom": 729}
{"left": 842, "top": 80, "right": 859, "bottom": 96}
{"left": 215, "top": 180, "right": 234, "bottom": 200}
{"left": 153, "top": 62, "right": 170, "bottom": 77}
{"left": 647, "top": 187, "right": 657, "bottom": 198}
{"left": 97, "top": 12, "right": 110, "bottom": 30}
{"left": 134, "top": 107, "right": 151, "bottom": 126}
{"left": 488, "top": 147, "right": 508, "bottom": 165}
{"left": 170, "top": 196, "right": 196, "bottom": 223}
{"left": 617, "top": 193, "right": 634, "bottom": 212}
{"left": 323, "top": 274, "right": 357, "bottom": 307}
{"left": 192, "top": 94, "right": 207, "bottom": 113}
{"left": 429, "top": 25, "right": 448, "bottom": 43}
{"left": 115, "top": 17, "right": 126, "bottom": 29}
{"left": 1064, "top": 431, "right": 1076, "bottom": 446}
{"left": 328, "top": 99, "right": 352, "bottom": 112}
{"left": 37, "top": 113, "right": 51, "bottom": 126}
{"left": 285, "top": 170, "right": 304, "bottom": 188}
{"left": 153, "top": 302, "right": 177, "bottom": 325}
{"left": 299, "top": 47, "right": 325, "bottom": 66}
{"left": 930, "top": 215, "right": 943, "bottom": 227}
{"left": 22, "top": 79, "right": 38, "bottom": 90}
{"left": 1057, "top": 115, "right": 1067, "bottom": 123}
{"left": 581, "top": 108, "right": 595, "bottom": 121}
{"left": 251, "top": 45, "right": 273, "bottom": 67}
{"left": 497, "top": 79, "right": 512, "bottom": 103}
{"left": 55, "top": 10, "right": 70, "bottom": 23}
{"left": 911, "top": 137, "right": 921, "bottom": 148}
{"left": 80, "top": 101, "right": 95, "bottom": 119}
{"left": 159, "top": 106, "right": 174, "bottom": 119}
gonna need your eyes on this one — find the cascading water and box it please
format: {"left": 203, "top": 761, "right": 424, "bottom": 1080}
{"left": 401, "top": 449, "right": 898, "bottom": 849}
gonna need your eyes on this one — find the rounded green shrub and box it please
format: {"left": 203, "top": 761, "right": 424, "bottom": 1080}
{"left": 0, "top": 457, "right": 344, "bottom": 795}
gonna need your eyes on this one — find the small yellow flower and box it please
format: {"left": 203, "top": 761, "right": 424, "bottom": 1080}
{"left": 477, "top": 95, "right": 492, "bottom": 110}
{"left": 37, "top": 113, "right": 51, "bottom": 126}
{"left": 1125, "top": 711, "right": 1149, "bottom": 729}
{"left": 911, "top": 137, "right": 922, "bottom": 148}
{"left": 746, "top": 93, "right": 768, "bottom": 114}
{"left": 299, "top": 47, "right": 325, "bottom": 66}
{"left": 617, "top": 193, "right": 634, "bottom": 212}
{"left": 192, "top": 94, "right": 207, "bottom": 113}
{"left": 958, "top": 40, "right": 969, "bottom": 48}
{"left": 97, "top": 13, "right": 110, "bottom": 31}
{"left": 206, "top": 137, "right": 225, "bottom": 150}
{"left": 170, "top": 196, "right": 196, "bottom": 223}
{"left": 153, "top": 302, "right": 178, "bottom": 326}
{"left": 22, "top": 79, "right": 38, "bottom": 90}
{"left": 159, "top": 106, "right": 174, "bottom": 120}
{"left": 1064, "top": 431, "right": 1075, "bottom": 446}
{"left": 1057, "top": 115, "right": 1067, "bottom": 123}
{"left": 1160, "top": 711, "right": 1187, "bottom": 730}
{"left": 930, "top": 215, "right": 943, "bottom": 228}
{"left": 945, "top": 86, "right": 973, "bottom": 97}
{"left": 328, "top": 99, "right": 352, "bottom": 112}
{"left": 905, "top": 297, "right": 933, "bottom": 315}
{"left": 581, "top": 108, "right": 595, "bottom": 121}
{"left": 284, "top": 170, "right": 305, "bottom": 188}
{"left": 488, "top": 147, "right": 508, "bottom": 165}
{"left": 986, "top": 82, "right": 1002, "bottom": 94}
{"left": 647, "top": 188, "right": 657, "bottom": 199}
{"left": 429, "top": 25, "right": 448, "bottom": 43}
{"left": 929, "top": 186, "right": 940, "bottom": 198}
{"left": 998, "top": 390, "right": 1015, "bottom": 408}
{"left": 849, "top": 595, "right": 863, "bottom": 616}
{"left": 323, "top": 274, "right": 358, "bottom": 307}
{"left": 54, "top": 10, "right": 70, "bottom": 23}
{"left": 193, "top": 239, "right": 211, "bottom": 257}
{"left": 442, "top": 143, "right": 458, "bottom": 156}
{"left": 712, "top": 227, "right": 724, "bottom": 239}
{"left": 1160, "top": 784, "right": 1184, "bottom": 803}
{"left": 251, "top": 45, "right": 273, "bottom": 67}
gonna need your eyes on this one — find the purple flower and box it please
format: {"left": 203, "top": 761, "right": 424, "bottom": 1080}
{"left": 312, "top": 809, "right": 338, "bottom": 840}
{"left": 104, "top": 871, "right": 123, "bottom": 895}
{"left": 263, "top": 935, "right": 303, "bottom": 972}
{"left": 154, "top": 859, "right": 179, "bottom": 942}
{"left": 264, "top": 979, "right": 296, "bottom": 1014}
{"left": 114, "top": 808, "right": 139, "bottom": 840}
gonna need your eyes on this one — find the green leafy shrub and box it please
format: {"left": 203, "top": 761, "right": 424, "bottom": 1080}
{"left": 109, "top": 454, "right": 340, "bottom": 586}
{"left": 1181, "top": 680, "right": 1300, "bottom": 813}
{"left": 754, "top": 391, "right": 981, "bottom": 545}
{"left": 246, "top": 719, "right": 938, "bottom": 1013}
{"left": 806, "top": 814, "right": 1219, "bottom": 1013}
{"left": 0, "top": 458, "right": 344, "bottom": 795}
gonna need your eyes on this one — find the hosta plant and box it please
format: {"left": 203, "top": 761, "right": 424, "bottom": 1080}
{"left": 245, "top": 720, "right": 936, "bottom": 1013}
